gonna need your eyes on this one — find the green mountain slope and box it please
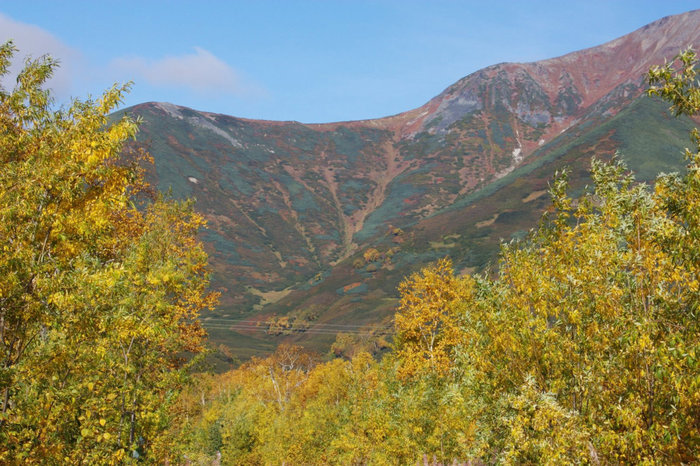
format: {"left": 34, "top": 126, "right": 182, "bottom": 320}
{"left": 114, "top": 10, "right": 700, "bottom": 360}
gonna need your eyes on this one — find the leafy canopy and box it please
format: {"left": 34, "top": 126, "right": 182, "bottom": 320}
{"left": 0, "top": 41, "right": 217, "bottom": 463}
{"left": 173, "top": 49, "right": 700, "bottom": 465}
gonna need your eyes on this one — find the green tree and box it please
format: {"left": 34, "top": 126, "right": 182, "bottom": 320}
{"left": 0, "top": 42, "right": 217, "bottom": 463}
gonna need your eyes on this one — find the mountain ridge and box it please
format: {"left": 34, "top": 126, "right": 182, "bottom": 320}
{"left": 116, "top": 9, "right": 700, "bottom": 359}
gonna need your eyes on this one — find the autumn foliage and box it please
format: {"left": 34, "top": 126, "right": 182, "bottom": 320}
{"left": 0, "top": 42, "right": 217, "bottom": 463}
{"left": 175, "top": 50, "right": 700, "bottom": 465}
{"left": 2, "top": 39, "right": 700, "bottom": 464}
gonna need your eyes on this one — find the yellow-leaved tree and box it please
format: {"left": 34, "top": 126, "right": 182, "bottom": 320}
{"left": 394, "top": 258, "right": 472, "bottom": 379}
{"left": 0, "top": 42, "right": 217, "bottom": 463}
{"left": 391, "top": 48, "right": 700, "bottom": 464}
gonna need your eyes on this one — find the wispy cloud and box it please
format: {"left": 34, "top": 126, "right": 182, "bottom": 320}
{"left": 0, "top": 13, "right": 264, "bottom": 106}
{"left": 0, "top": 13, "right": 81, "bottom": 98}
{"left": 110, "top": 47, "right": 262, "bottom": 97}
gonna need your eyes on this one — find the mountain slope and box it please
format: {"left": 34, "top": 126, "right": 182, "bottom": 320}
{"left": 115, "top": 10, "right": 700, "bottom": 358}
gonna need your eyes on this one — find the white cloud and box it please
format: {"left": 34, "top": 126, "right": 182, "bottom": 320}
{"left": 0, "top": 13, "right": 81, "bottom": 98}
{"left": 111, "top": 47, "right": 256, "bottom": 96}
{"left": 0, "top": 14, "right": 264, "bottom": 107}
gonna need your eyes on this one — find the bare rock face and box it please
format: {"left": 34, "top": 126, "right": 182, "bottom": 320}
{"left": 118, "top": 10, "right": 700, "bottom": 356}
{"left": 411, "top": 9, "right": 700, "bottom": 147}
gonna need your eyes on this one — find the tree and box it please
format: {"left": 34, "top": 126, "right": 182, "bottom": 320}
{"left": 0, "top": 42, "right": 217, "bottom": 463}
{"left": 394, "top": 258, "right": 472, "bottom": 379}
{"left": 391, "top": 49, "right": 700, "bottom": 463}
{"left": 109, "top": 48, "right": 700, "bottom": 465}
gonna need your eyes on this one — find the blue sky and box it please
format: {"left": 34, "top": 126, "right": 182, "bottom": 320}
{"left": 1, "top": 1, "right": 698, "bottom": 123}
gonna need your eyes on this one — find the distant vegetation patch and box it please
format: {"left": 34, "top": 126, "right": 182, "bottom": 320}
{"left": 476, "top": 213, "right": 499, "bottom": 228}
{"left": 521, "top": 189, "right": 547, "bottom": 203}
{"left": 336, "top": 282, "right": 368, "bottom": 295}
{"left": 248, "top": 286, "right": 294, "bottom": 310}
{"left": 260, "top": 306, "right": 320, "bottom": 335}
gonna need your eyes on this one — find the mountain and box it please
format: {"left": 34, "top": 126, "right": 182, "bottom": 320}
{"left": 115, "top": 10, "right": 700, "bottom": 359}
